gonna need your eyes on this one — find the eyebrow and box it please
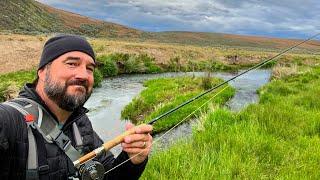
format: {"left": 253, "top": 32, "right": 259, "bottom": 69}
{"left": 65, "top": 56, "right": 80, "bottom": 61}
{"left": 65, "top": 56, "right": 96, "bottom": 68}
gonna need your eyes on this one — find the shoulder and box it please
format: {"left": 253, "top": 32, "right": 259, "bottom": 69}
{"left": 76, "top": 114, "right": 92, "bottom": 127}
{"left": 0, "top": 103, "right": 25, "bottom": 125}
{"left": 0, "top": 103, "right": 28, "bottom": 146}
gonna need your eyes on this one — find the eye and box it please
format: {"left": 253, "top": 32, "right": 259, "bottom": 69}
{"left": 87, "top": 67, "right": 94, "bottom": 72}
{"left": 66, "top": 62, "right": 78, "bottom": 67}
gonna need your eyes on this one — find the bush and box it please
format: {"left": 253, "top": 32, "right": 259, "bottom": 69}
{"left": 93, "top": 69, "right": 103, "bottom": 87}
{"left": 201, "top": 72, "right": 213, "bottom": 90}
{"left": 96, "top": 55, "right": 118, "bottom": 77}
{"left": 137, "top": 54, "right": 162, "bottom": 73}
{"left": 109, "top": 53, "right": 130, "bottom": 62}
{"left": 103, "top": 59, "right": 118, "bottom": 76}
{"left": 168, "top": 57, "right": 181, "bottom": 72}
{"left": 210, "top": 61, "right": 233, "bottom": 71}
{"left": 124, "top": 56, "right": 146, "bottom": 73}
{"left": 146, "top": 64, "right": 162, "bottom": 73}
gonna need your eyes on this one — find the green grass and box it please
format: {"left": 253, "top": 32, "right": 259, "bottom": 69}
{"left": 0, "top": 69, "right": 36, "bottom": 101}
{"left": 141, "top": 66, "right": 320, "bottom": 179}
{"left": 121, "top": 77, "right": 235, "bottom": 133}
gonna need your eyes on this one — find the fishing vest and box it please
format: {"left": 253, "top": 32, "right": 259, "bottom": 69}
{"left": 3, "top": 98, "right": 84, "bottom": 180}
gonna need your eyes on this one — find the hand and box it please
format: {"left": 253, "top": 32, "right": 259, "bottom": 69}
{"left": 121, "top": 123, "right": 153, "bottom": 164}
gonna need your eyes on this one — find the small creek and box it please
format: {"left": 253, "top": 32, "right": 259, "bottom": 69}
{"left": 84, "top": 70, "right": 271, "bottom": 155}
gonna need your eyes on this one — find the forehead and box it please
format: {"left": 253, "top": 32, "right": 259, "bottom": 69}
{"left": 54, "top": 51, "right": 95, "bottom": 64}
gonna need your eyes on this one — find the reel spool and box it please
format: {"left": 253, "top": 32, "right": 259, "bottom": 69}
{"left": 78, "top": 160, "right": 105, "bottom": 180}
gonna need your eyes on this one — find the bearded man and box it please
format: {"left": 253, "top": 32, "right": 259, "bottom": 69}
{"left": 0, "top": 34, "right": 153, "bottom": 180}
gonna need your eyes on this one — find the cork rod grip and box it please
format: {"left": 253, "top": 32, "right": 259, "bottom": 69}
{"left": 74, "top": 124, "right": 146, "bottom": 166}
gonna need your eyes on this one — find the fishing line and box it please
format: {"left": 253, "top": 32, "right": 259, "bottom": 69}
{"left": 147, "top": 32, "right": 320, "bottom": 125}
{"left": 94, "top": 32, "right": 319, "bottom": 177}
{"left": 103, "top": 32, "right": 320, "bottom": 175}
{"left": 104, "top": 85, "right": 230, "bottom": 175}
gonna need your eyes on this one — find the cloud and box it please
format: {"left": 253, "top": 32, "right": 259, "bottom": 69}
{"left": 36, "top": 0, "right": 320, "bottom": 39}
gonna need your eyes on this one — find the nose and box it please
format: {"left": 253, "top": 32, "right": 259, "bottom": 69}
{"left": 74, "top": 65, "right": 90, "bottom": 80}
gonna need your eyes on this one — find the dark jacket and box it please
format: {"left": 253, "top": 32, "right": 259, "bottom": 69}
{"left": 0, "top": 84, "right": 147, "bottom": 180}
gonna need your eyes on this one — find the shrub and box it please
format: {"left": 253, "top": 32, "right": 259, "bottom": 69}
{"left": 210, "top": 61, "right": 233, "bottom": 71}
{"left": 103, "top": 59, "right": 118, "bottom": 76}
{"left": 168, "top": 56, "right": 181, "bottom": 72}
{"left": 93, "top": 69, "right": 103, "bottom": 87}
{"left": 124, "top": 56, "right": 146, "bottom": 73}
{"left": 109, "top": 53, "right": 130, "bottom": 62}
{"left": 201, "top": 72, "right": 213, "bottom": 90}
{"left": 137, "top": 54, "right": 162, "bottom": 73}
{"left": 96, "top": 55, "right": 118, "bottom": 77}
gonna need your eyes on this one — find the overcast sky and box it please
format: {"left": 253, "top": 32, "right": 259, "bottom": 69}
{"left": 36, "top": 0, "right": 319, "bottom": 39}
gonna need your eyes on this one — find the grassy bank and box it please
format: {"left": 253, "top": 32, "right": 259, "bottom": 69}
{"left": 121, "top": 76, "right": 235, "bottom": 133}
{"left": 0, "top": 52, "right": 237, "bottom": 102}
{"left": 0, "top": 70, "right": 36, "bottom": 102}
{"left": 141, "top": 65, "right": 320, "bottom": 178}
{"left": 1, "top": 33, "right": 318, "bottom": 102}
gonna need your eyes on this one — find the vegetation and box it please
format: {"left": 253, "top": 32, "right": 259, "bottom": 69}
{"left": 140, "top": 60, "right": 320, "bottom": 179}
{"left": 0, "top": 70, "right": 36, "bottom": 102}
{"left": 0, "top": 0, "right": 141, "bottom": 38}
{"left": 121, "top": 77, "right": 235, "bottom": 133}
{"left": 96, "top": 55, "right": 118, "bottom": 77}
{"left": 0, "top": 0, "right": 65, "bottom": 34}
{"left": 1, "top": 1, "right": 320, "bottom": 52}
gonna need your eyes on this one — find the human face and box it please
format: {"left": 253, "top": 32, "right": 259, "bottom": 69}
{"left": 41, "top": 51, "right": 95, "bottom": 111}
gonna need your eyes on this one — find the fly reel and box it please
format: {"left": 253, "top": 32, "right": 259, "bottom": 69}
{"left": 78, "top": 160, "right": 105, "bottom": 180}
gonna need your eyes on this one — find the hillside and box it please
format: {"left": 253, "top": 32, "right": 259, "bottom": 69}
{"left": 0, "top": 0, "right": 143, "bottom": 38}
{"left": 0, "top": 0, "right": 319, "bottom": 52}
{"left": 150, "top": 31, "right": 320, "bottom": 53}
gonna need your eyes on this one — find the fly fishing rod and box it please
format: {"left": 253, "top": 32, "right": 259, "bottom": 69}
{"left": 73, "top": 32, "right": 320, "bottom": 180}
{"left": 148, "top": 32, "right": 320, "bottom": 125}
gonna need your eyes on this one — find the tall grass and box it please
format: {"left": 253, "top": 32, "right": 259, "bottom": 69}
{"left": 141, "top": 66, "right": 320, "bottom": 179}
{"left": 121, "top": 77, "right": 235, "bottom": 133}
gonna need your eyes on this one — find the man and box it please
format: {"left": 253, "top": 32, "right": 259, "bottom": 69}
{"left": 0, "top": 34, "right": 153, "bottom": 179}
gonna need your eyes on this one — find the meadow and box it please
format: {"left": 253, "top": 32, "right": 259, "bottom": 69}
{"left": 139, "top": 56, "right": 320, "bottom": 179}
{"left": 1, "top": 33, "right": 320, "bottom": 178}
{"left": 0, "top": 33, "right": 317, "bottom": 102}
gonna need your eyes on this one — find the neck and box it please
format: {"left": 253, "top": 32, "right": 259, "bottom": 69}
{"left": 35, "top": 84, "right": 72, "bottom": 124}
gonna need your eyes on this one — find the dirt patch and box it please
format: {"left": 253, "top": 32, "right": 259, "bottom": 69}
{"left": 0, "top": 34, "right": 45, "bottom": 74}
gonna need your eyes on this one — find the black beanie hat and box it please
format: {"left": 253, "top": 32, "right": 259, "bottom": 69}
{"left": 38, "top": 34, "right": 95, "bottom": 70}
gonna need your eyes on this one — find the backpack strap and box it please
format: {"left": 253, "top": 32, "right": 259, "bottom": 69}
{"left": 73, "top": 122, "right": 84, "bottom": 151}
{"left": 4, "top": 98, "right": 83, "bottom": 179}
{"left": 3, "top": 100, "right": 45, "bottom": 179}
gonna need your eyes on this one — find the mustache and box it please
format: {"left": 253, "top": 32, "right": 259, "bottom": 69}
{"left": 66, "top": 79, "right": 89, "bottom": 91}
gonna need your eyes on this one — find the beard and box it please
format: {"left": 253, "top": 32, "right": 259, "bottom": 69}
{"left": 44, "top": 72, "right": 92, "bottom": 112}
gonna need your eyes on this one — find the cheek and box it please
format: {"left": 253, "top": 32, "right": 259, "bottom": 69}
{"left": 88, "top": 74, "right": 94, "bottom": 87}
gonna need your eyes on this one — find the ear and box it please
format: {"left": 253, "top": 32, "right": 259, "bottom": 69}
{"left": 37, "top": 68, "right": 46, "bottom": 82}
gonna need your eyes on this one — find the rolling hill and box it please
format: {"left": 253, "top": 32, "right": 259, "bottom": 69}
{"left": 0, "top": 0, "right": 143, "bottom": 38}
{"left": 1, "top": 0, "right": 319, "bottom": 52}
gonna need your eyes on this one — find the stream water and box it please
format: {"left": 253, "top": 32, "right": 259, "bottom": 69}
{"left": 84, "top": 70, "right": 271, "bottom": 155}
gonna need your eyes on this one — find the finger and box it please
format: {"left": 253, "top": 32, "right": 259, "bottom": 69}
{"left": 124, "top": 134, "right": 150, "bottom": 143}
{"left": 123, "top": 134, "right": 153, "bottom": 147}
{"left": 123, "top": 147, "right": 150, "bottom": 155}
{"left": 134, "top": 124, "right": 153, "bottom": 134}
{"left": 122, "top": 141, "right": 146, "bottom": 148}
{"left": 125, "top": 122, "right": 135, "bottom": 131}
